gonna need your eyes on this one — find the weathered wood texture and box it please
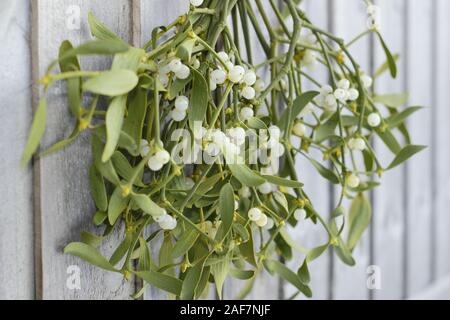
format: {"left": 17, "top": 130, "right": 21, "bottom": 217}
{"left": 32, "top": 0, "right": 135, "bottom": 299}
{"left": 372, "top": 0, "right": 406, "bottom": 300}
{"left": 331, "top": 0, "right": 371, "bottom": 300}
{"left": 0, "top": 0, "right": 34, "bottom": 300}
{"left": 1, "top": 0, "right": 450, "bottom": 300}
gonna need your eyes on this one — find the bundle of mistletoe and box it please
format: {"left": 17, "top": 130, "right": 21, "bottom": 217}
{"left": 22, "top": 0, "right": 424, "bottom": 299}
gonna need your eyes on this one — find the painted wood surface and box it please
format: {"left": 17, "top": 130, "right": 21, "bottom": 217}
{"left": 405, "top": 0, "right": 433, "bottom": 296}
{"left": 1, "top": 0, "right": 449, "bottom": 300}
{"left": 372, "top": 0, "right": 407, "bottom": 300}
{"left": 32, "top": 0, "right": 135, "bottom": 299}
{"left": 0, "top": 0, "right": 34, "bottom": 300}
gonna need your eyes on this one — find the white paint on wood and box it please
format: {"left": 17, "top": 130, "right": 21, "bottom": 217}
{"left": 33, "top": 0, "right": 134, "bottom": 299}
{"left": 331, "top": 0, "right": 371, "bottom": 300}
{"left": 405, "top": 0, "right": 433, "bottom": 297}
{"left": 372, "top": 0, "right": 406, "bottom": 300}
{"left": 0, "top": 0, "right": 34, "bottom": 300}
{"left": 284, "top": 0, "right": 331, "bottom": 301}
{"left": 434, "top": 0, "right": 450, "bottom": 279}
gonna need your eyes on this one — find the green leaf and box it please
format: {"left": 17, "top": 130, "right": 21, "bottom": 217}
{"left": 314, "top": 112, "right": 338, "bottom": 143}
{"left": 64, "top": 242, "right": 118, "bottom": 272}
{"left": 168, "top": 77, "right": 192, "bottom": 100}
{"left": 171, "top": 228, "right": 199, "bottom": 259}
{"left": 233, "top": 224, "right": 249, "bottom": 243}
{"left": 137, "top": 237, "right": 154, "bottom": 271}
{"left": 57, "top": 40, "right": 129, "bottom": 63}
{"left": 89, "top": 165, "right": 108, "bottom": 212}
{"left": 132, "top": 193, "right": 165, "bottom": 216}
{"left": 40, "top": 126, "right": 80, "bottom": 157}
{"left": 210, "top": 255, "right": 231, "bottom": 299}
{"left": 374, "top": 53, "right": 400, "bottom": 79}
{"left": 219, "top": 184, "right": 235, "bottom": 239}
{"left": 109, "top": 233, "right": 133, "bottom": 266}
{"left": 334, "top": 238, "right": 356, "bottom": 266}
{"left": 376, "top": 32, "right": 397, "bottom": 78}
{"left": 306, "top": 243, "right": 329, "bottom": 263}
{"left": 88, "top": 12, "right": 127, "bottom": 44}
{"left": 93, "top": 211, "right": 107, "bottom": 226}
{"left": 123, "top": 88, "right": 147, "bottom": 149}
{"left": 309, "top": 158, "right": 340, "bottom": 184}
{"left": 59, "top": 40, "right": 82, "bottom": 117}
{"left": 376, "top": 129, "right": 402, "bottom": 154}
{"left": 21, "top": 98, "right": 47, "bottom": 166}
{"left": 230, "top": 268, "right": 255, "bottom": 280}
{"left": 228, "top": 164, "right": 265, "bottom": 187}
{"left": 266, "top": 260, "right": 312, "bottom": 298}
{"left": 188, "top": 69, "right": 208, "bottom": 130}
{"left": 84, "top": 70, "right": 138, "bottom": 96}
{"left": 297, "top": 260, "right": 310, "bottom": 284}
{"left": 347, "top": 193, "right": 372, "bottom": 250}
{"left": 278, "top": 91, "right": 319, "bottom": 132}
{"left": 80, "top": 231, "right": 103, "bottom": 247}
{"left": 273, "top": 191, "right": 289, "bottom": 214}
{"left": 262, "top": 175, "right": 303, "bottom": 188}
{"left": 112, "top": 47, "right": 145, "bottom": 72}
{"left": 387, "top": 145, "right": 426, "bottom": 170}
{"left": 247, "top": 117, "right": 268, "bottom": 130}
{"left": 136, "top": 270, "right": 183, "bottom": 296}
{"left": 108, "top": 186, "right": 129, "bottom": 225}
{"left": 102, "top": 95, "right": 127, "bottom": 162}
{"left": 91, "top": 134, "right": 120, "bottom": 185}
{"left": 373, "top": 93, "right": 408, "bottom": 108}
{"left": 111, "top": 151, "right": 143, "bottom": 186}
{"left": 386, "top": 106, "right": 423, "bottom": 128}
{"left": 176, "top": 38, "right": 196, "bottom": 61}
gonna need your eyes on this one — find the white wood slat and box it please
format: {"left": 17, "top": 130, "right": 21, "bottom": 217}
{"left": 0, "top": 0, "right": 34, "bottom": 300}
{"left": 283, "top": 0, "right": 331, "bottom": 301}
{"left": 405, "top": 0, "right": 433, "bottom": 297}
{"left": 434, "top": 0, "right": 450, "bottom": 279}
{"left": 331, "top": 0, "right": 371, "bottom": 300}
{"left": 372, "top": 0, "right": 406, "bottom": 300}
{"left": 33, "top": 0, "right": 135, "bottom": 299}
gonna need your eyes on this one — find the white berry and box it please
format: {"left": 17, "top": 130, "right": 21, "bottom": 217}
{"left": 243, "top": 70, "right": 257, "bottom": 86}
{"left": 254, "top": 79, "right": 265, "bottom": 92}
{"left": 241, "top": 86, "right": 256, "bottom": 100}
{"left": 175, "top": 95, "right": 189, "bottom": 111}
{"left": 229, "top": 65, "right": 245, "bottom": 83}
{"left": 217, "top": 51, "right": 230, "bottom": 63}
{"left": 239, "top": 187, "right": 251, "bottom": 198}
{"left": 255, "top": 214, "right": 268, "bottom": 227}
{"left": 347, "top": 173, "right": 360, "bottom": 188}
{"left": 190, "top": 0, "right": 204, "bottom": 7}
{"left": 294, "top": 208, "right": 307, "bottom": 221}
{"left": 168, "top": 58, "right": 183, "bottom": 73}
{"left": 240, "top": 107, "right": 254, "bottom": 121}
{"left": 175, "top": 64, "right": 190, "bottom": 79}
{"left": 361, "top": 74, "right": 373, "bottom": 88}
{"left": 148, "top": 156, "right": 164, "bottom": 171}
{"left": 337, "top": 79, "right": 350, "bottom": 90}
{"left": 211, "top": 69, "right": 227, "bottom": 85}
{"left": 248, "top": 207, "right": 262, "bottom": 221}
{"left": 171, "top": 109, "right": 187, "bottom": 122}
{"left": 257, "top": 182, "right": 273, "bottom": 195}
{"left": 348, "top": 88, "right": 360, "bottom": 101}
{"left": 265, "top": 217, "right": 274, "bottom": 229}
{"left": 368, "top": 113, "right": 381, "bottom": 127}
{"left": 234, "top": 200, "right": 239, "bottom": 211}
{"left": 155, "top": 150, "right": 170, "bottom": 164}
{"left": 293, "top": 123, "right": 306, "bottom": 137}
{"left": 349, "top": 138, "right": 365, "bottom": 151}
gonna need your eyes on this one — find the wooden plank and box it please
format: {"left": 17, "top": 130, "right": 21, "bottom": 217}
{"left": 371, "top": 0, "right": 406, "bottom": 300}
{"left": 434, "top": 0, "right": 450, "bottom": 279}
{"left": 331, "top": 0, "right": 371, "bottom": 300}
{"left": 405, "top": 0, "right": 433, "bottom": 297}
{"left": 33, "top": 0, "right": 135, "bottom": 299}
{"left": 283, "top": 0, "right": 331, "bottom": 301}
{"left": 0, "top": 0, "right": 34, "bottom": 300}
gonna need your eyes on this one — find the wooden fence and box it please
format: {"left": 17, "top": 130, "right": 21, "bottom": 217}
{"left": 1, "top": 0, "right": 449, "bottom": 300}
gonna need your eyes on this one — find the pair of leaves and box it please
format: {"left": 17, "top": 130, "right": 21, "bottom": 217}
{"left": 265, "top": 260, "right": 312, "bottom": 298}
{"left": 277, "top": 91, "right": 319, "bottom": 132}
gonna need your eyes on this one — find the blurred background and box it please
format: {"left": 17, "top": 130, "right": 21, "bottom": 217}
{"left": 1, "top": 0, "right": 449, "bottom": 300}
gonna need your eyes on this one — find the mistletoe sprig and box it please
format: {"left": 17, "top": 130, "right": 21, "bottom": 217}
{"left": 23, "top": 0, "right": 424, "bottom": 299}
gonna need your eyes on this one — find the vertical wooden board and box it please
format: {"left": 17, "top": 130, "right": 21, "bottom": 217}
{"left": 405, "top": 0, "right": 433, "bottom": 297}
{"left": 434, "top": 0, "right": 450, "bottom": 279}
{"left": 283, "top": 0, "right": 331, "bottom": 301}
{"left": 371, "top": 0, "right": 406, "bottom": 300}
{"left": 34, "top": 0, "right": 135, "bottom": 299}
{"left": 331, "top": 0, "right": 371, "bottom": 300}
{"left": 0, "top": 0, "right": 34, "bottom": 300}
{"left": 138, "top": 0, "right": 189, "bottom": 300}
